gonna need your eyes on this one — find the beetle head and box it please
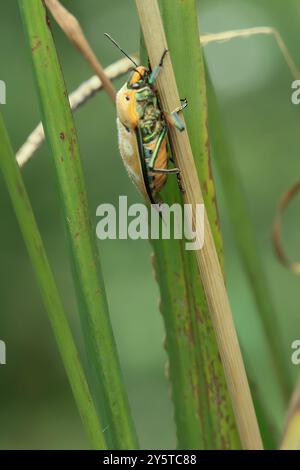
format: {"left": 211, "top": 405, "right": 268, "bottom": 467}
{"left": 127, "top": 66, "right": 149, "bottom": 90}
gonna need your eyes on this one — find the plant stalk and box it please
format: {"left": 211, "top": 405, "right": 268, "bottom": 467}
{"left": 135, "top": 0, "right": 263, "bottom": 450}
{"left": 0, "top": 112, "right": 105, "bottom": 450}
{"left": 19, "top": 0, "right": 138, "bottom": 449}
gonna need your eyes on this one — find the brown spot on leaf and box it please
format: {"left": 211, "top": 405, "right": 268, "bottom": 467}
{"left": 59, "top": 132, "right": 65, "bottom": 140}
{"left": 31, "top": 40, "right": 42, "bottom": 53}
{"left": 68, "top": 137, "right": 77, "bottom": 159}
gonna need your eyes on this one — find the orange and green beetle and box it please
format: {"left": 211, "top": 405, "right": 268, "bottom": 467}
{"left": 105, "top": 34, "right": 187, "bottom": 204}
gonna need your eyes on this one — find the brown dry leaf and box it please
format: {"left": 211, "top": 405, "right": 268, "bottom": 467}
{"left": 45, "top": 0, "right": 116, "bottom": 101}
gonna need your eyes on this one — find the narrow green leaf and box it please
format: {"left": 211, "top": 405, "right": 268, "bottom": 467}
{"left": 206, "top": 69, "right": 291, "bottom": 399}
{"left": 205, "top": 69, "right": 289, "bottom": 444}
{"left": 0, "top": 112, "right": 105, "bottom": 450}
{"left": 18, "top": 0, "right": 138, "bottom": 449}
{"left": 141, "top": 0, "right": 241, "bottom": 449}
{"left": 281, "top": 383, "right": 300, "bottom": 449}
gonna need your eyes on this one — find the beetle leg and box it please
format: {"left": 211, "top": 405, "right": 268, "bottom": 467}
{"left": 164, "top": 113, "right": 185, "bottom": 132}
{"left": 149, "top": 166, "right": 185, "bottom": 193}
{"left": 148, "top": 49, "right": 169, "bottom": 85}
{"left": 147, "top": 125, "right": 182, "bottom": 180}
{"left": 150, "top": 167, "right": 180, "bottom": 174}
{"left": 147, "top": 126, "right": 181, "bottom": 174}
{"left": 148, "top": 126, "right": 168, "bottom": 168}
{"left": 163, "top": 98, "right": 188, "bottom": 132}
{"left": 176, "top": 172, "right": 185, "bottom": 193}
{"left": 165, "top": 98, "right": 188, "bottom": 115}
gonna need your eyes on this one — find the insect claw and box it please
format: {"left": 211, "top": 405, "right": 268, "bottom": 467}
{"left": 173, "top": 98, "right": 188, "bottom": 114}
{"left": 180, "top": 98, "right": 188, "bottom": 110}
{"left": 177, "top": 171, "right": 185, "bottom": 193}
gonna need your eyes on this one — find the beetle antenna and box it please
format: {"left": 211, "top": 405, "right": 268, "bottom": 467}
{"left": 104, "top": 33, "right": 138, "bottom": 68}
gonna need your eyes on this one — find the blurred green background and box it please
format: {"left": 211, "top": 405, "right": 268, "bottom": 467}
{"left": 0, "top": 0, "right": 300, "bottom": 449}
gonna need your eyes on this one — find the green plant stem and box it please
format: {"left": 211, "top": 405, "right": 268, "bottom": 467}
{"left": 19, "top": 0, "right": 137, "bottom": 449}
{"left": 205, "top": 70, "right": 291, "bottom": 400}
{"left": 281, "top": 381, "right": 300, "bottom": 449}
{"left": 141, "top": 0, "right": 241, "bottom": 449}
{"left": 0, "top": 112, "right": 105, "bottom": 450}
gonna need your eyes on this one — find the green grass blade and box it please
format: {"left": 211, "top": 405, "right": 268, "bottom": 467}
{"left": 151, "top": 230, "right": 214, "bottom": 449}
{"left": 205, "top": 70, "right": 289, "bottom": 443}
{"left": 18, "top": 0, "right": 138, "bottom": 449}
{"left": 0, "top": 112, "right": 105, "bottom": 450}
{"left": 141, "top": 0, "right": 240, "bottom": 449}
{"left": 281, "top": 383, "right": 300, "bottom": 449}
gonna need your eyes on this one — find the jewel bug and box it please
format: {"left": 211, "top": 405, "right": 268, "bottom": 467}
{"left": 105, "top": 34, "right": 187, "bottom": 204}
